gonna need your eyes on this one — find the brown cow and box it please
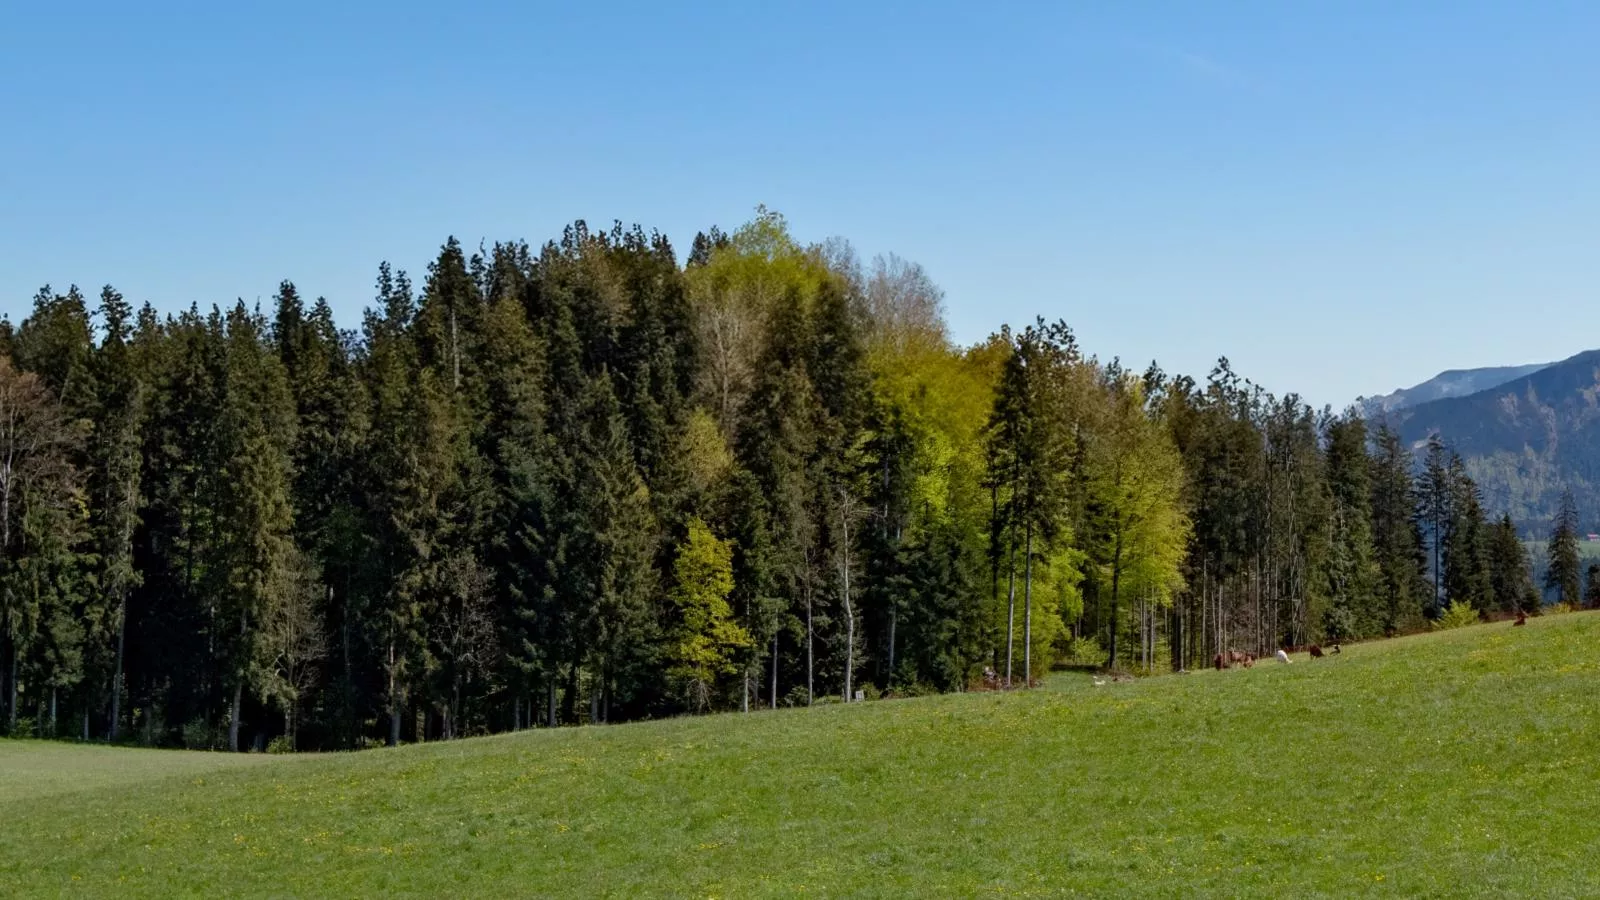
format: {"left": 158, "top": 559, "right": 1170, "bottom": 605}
{"left": 1514, "top": 611, "right": 1527, "bottom": 627}
{"left": 1214, "top": 653, "right": 1226, "bottom": 670}
{"left": 1308, "top": 644, "right": 1324, "bottom": 659}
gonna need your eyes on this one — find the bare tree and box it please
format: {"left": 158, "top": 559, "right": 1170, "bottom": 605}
{"left": 256, "top": 552, "right": 327, "bottom": 748}
{"left": 864, "top": 253, "right": 947, "bottom": 353}
{"left": 431, "top": 554, "right": 497, "bottom": 740}
{"left": 0, "top": 357, "right": 85, "bottom": 733}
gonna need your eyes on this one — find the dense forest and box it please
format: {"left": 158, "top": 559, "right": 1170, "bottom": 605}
{"left": 0, "top": 210, "right": 1551, "bottom": 751}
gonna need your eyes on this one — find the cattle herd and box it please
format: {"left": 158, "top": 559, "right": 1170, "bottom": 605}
{"left": 1212, "top": 643, "right": 1342, "bottom": 670}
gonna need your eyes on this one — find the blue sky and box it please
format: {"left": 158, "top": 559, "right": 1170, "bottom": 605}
{"left": 5, "top": 1, "right": 1598, "bottom": 408}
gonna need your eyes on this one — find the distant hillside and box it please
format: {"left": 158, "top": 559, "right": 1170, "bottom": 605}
{"left": 1359, "top": 362, "right": 1551, "bottom": 416}
{"left": 1384, "top": 349, "right": 1600, "bottom": 529}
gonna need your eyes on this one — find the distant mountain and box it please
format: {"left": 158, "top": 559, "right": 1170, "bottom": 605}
{"left": 1358, "top": 362, "right": 1551, "bottom": 417}
{"left": 1381, "top": 350, "right": 1600, "bottom": 529}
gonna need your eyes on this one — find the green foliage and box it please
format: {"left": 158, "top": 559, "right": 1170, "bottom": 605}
{"left": 667, "top": 518, "right": 749, "bottom": 709}
{"left": 1545, "top": 490, "right": 1582, "bottom": 607}
{"left": 0, "top": 207, "right": 1561, "bottom": 748}
{"left": 1431, "top": 600, "right": 1481, "bottom": 631}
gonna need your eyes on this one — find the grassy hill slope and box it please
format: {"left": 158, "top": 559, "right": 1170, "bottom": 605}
{"left": 5, "top": 614, "right": 1600, "bottom": 897}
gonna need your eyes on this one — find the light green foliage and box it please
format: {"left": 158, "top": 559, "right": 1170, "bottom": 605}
{"left": 1431, "top": 600, "right": 1481, "bottom": 630}
{"left": 667, "top": 518, "right": 750, "bottom": 709}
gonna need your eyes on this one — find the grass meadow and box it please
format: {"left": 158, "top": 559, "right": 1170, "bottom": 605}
{"left": 4, "top": 612, "right": 1599, "bottom": 897}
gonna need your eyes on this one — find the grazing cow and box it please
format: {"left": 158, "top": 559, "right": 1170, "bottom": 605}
{"left": 1514, "top": 612, "right": 1527, "bottom": 627}
{"left": 1275, "top": 649, "right": 1291, "bottom": 664}
{"left": 1332, "top": 644, "right": 1342, "bottom": 655}
{"left": 1242, "top": 654, "right": 1255, "bottom": 668}
{"left": 1308, "top": 644, "right": 1324, "bottom": 659}
{"left": 1228, "top": 650, "right": 1250, "bottom": 666}
{"left": 1214, "top": 653, "right": 1226, "bottom": 671}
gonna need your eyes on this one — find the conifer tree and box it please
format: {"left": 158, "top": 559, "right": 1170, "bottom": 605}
{"left": 1371, "top": 424, "right": 1428, "bottom": 632}
{"left": 1487, "top": 514, "right": 1537, "bottom": 614}
{"left": 1545, "top": 489, "right": 1581, "bottom": 607}
{"left": 215, "top": 303, "right": 298, "bottom": 751}
{"left": 1323, "top": 414, "right": 1380, "bottom": 638}
{"left": 88, "top": 286, "right": 146, "bottom": 740}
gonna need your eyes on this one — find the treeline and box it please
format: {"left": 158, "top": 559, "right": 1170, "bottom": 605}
{"left": 0, "top": 210, "right": 1544, "bottom": 750}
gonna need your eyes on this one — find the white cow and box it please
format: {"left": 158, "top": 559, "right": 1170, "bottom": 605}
{"left": 1275, "top": 649, "right": 1291, "bottom": 664}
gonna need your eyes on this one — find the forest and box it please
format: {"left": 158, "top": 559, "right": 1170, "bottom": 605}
{"left": 0, "top": 209, "right": 1551, "bottom": 751}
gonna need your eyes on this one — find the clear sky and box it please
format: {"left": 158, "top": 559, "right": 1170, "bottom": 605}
{"left": 5, "top": 1, "right": 1598, "bottom": 408}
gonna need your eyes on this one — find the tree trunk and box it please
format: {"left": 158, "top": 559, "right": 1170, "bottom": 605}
{"left": 1004, "top": 522, "right": 1018, "bottom": 687}
{"left": 8, "top": 638, "right": 18, "bottom": 734}
{"left": 228, "top": 681, "right": 242, "bottom": 752}
{"left": 741, "top": 596, "right": 750, "bottom": 714}
{"left": 806, "top": 590, "right": 814, "bottom": 706}
{"left": 50, "top": 687, "right": 57, "bottom": 737}
{"left": 1023, "top": 521, "right": 1033, "bottom": 687}
{"left": 1106, "top": 531, "right": 1124, "bottom": 670}
{"left": 770, "top": 630, "right": 778, "bottom": 710}
{"left": 110, "top": 587, "right": 127, "bottom": 741}
{"left": 887, "top": 605, "right": 897, "bottom": 690}
{"left": 841, "top": 505, "right": 854, "bottom": 703}
{"left": 547, "top": 677, "right": 557, "bottom": 728}
{"left": 388, "top": 641, "right": 401, "bottom": 747}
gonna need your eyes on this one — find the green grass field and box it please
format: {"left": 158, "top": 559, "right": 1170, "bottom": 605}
{"left": 5, "top": 614, "right": 1600, "bottom": 897}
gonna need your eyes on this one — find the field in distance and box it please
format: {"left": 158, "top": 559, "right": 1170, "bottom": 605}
{"left": 4, "top": 613, "right": 1599, "bottom": 897}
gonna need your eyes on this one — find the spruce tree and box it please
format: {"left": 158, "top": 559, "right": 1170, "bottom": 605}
{"left": 1371, "top": 424, "right": 1428, "bottom": 632}
{"left": 1487, "top": 515, "right": 1537, "bottom": 614}
{"left": 88, "top": 286, "right": 146, "bottom": 740}
{"left": 1545, "top": 489, "right": 1581, "bottom": 607}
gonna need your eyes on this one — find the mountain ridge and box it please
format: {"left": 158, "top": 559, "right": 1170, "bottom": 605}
{"left": 1379, "top": 348, "right": 1600, "bottom": 528}
{"left": 1358, "top": 361, "right": 1552, "bottom": 417}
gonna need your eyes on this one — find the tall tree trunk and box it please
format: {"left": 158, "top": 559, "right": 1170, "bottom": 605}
{"left": 770, "top": 631, "right": 778, "bottom": 710}
{"left": 388, "top": 641, "right": 401, "bottom": 747}
{"left": 547, "top": 676, "right": 557, "bottom": 728}
{"left": 1106, "top": 531, "right": 1124, "bottom": 669}
{"left": 740, "top": 597, "right": 750, "bottom": 714}
{"left": 50, "top": 687, "right": 57, "bottom": 737}
{"left": 887, "top": 605, "right": 897, "bottom": 690}
{"left": 1022, "top": 521, "right": 1033, "bottom": 687}
{"left": 110, "top": 587, "right": 127, "bottom": 741}
{"left": 1004, "top": 523, "right": 1018, "bottom": 687}
{"left": 806, "top": 589, "right": 814, "bottom": 706}
{"left": 841, "top": 505, "right": 855, "bottom": 703}
{"left": 228, "top": 681, "right": 242, "bottom": 752}
{"left": 8, "top": 635, "right": 17, "bottom": 734}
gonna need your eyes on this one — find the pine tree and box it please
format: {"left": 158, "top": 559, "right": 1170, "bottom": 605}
{"left": 1371, "top": 424, "right": 1427, "bottom": 633}
{"left": 1322, "top": 414, "right": 1380, "bottom": 639}
{"left": 1487, "top": 515, "right": 1537, "bottom": 614}
{"left": 1416, "top": 435, "right": 1453, "bottom": 615}
{"left": 571, "top": 372, "right": 658, "bottom": 722}
{"left": 215, "top": 303, "right": 298, "bottom": 751}
{"left": 1443, "top": 456, "right": 1492, "bottom": 611}
{"left": 88, "top": 286, "right": 146, "bottom": 740}
{"left": 1545, "top": 489, "right": 1581, "bottom": 607}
